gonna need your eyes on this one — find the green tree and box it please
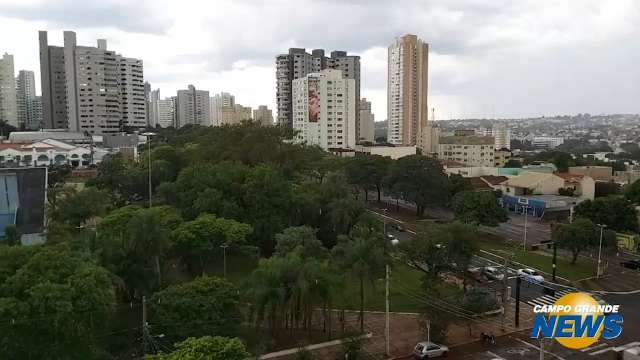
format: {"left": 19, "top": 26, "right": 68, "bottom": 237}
{"left": 345, "top": 155, "right": 391, "bottom": 202}
{"left": 385, "top": 155, "right": 450, "bottom": 216}
{"left": 52, "top": 187, "right": 110, "bottom": 227}
{"left": 146, "top": 336, "right": 249, "bottom": 360}
{"left": 399, "top": 222, "right": 479, "bottom": 291}
{"left": 553, "top": 218, "right": 617, "bottom": 264}
{"left": 151, "top": 276, "right": 241, "bottom": 339}
{"left": 274, "top": 226, "right": 328, "bottom": 259}
{"left": 3, "top": 224, "right": 20, "bottom": 246}
{"left": 451, "top": 191, "right": 508, "bottom": 226}
{"left": 595, "top": 182, "right": 621, "bottom": 198}
{"left": 172, "top": 214, "right": 252, "bottom": 275}
{"left": 449, "top": 174, "right": 473, "bottom": 196}
{"left": 0, "top": 245, "right": 115, "bottom": 359}
{"left": 331, "top": 221, "right": 386, "bottom": 332}
{"left": 574, "top": 197, "right": 638, "bottom": 232}
{"left": 624, "top": 179, "right": 640, "bottom": 204}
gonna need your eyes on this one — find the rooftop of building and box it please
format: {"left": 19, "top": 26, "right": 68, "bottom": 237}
{"left": 503, "top": 171, "right": 559, "bottom": 188}
{"left": 440, "top": 136, "right": 494, "bottom": 145}
{"left": 555, "top": 172, "right": 585, "bottom": 183}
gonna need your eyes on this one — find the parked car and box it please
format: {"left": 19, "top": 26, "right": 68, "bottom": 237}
{"left": 517, "top": 268, "right": 544, "bottom": 283}
{"left": 413, "top": 341, "right": 449, "bottom": 359}
{"left": 620, "top": 259, "right": 640, "bottom": 270}
{"left": 483, "top": 266, "right": 505, "bottom": 281}
{"left": 394, "top": 223, "right": 406, "bottom": 232}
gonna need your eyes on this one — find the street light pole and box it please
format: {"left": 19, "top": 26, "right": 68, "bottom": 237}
{"left": 220, "top": 244, "right": 229, "bottom": 278}
{"left": 596, "top": 224, "right": 606, "bottom": 278}
{"left": 523, "top": 205, "right": 528, "bottom": 251}
{"left": 382, "top": 208, "right": 390, "bottom": 357}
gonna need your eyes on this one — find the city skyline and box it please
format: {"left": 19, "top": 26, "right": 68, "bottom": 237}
{"left": 0, "top": 1, "right": 638, "bottom": 122}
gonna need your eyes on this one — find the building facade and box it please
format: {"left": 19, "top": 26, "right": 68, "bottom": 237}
{"left": 359, "top": 98, "right": 375, "bottom": 143}
{"left": 533, "top": 136, "right": 564, "bottom": 149}
{"left": 0, "top": 53, "right": 17, "bottom": 127}
{"left": 157, "top": 98, "right": 175, "bottom": 128}
{"left": 234, "top": 104, "right": 252, "bottom": 122}
{"left": 175, "top": 85, "right": 210, "bottom": 128}
{"left": 276, "top": 48, "right": 360, "bottom": 134}
{"left": 492, "top": 125, "right": 511, "bottom": 150}
{"left": 438, "top": 136, "right": 496, "bottom": 167}
{"left": 16, "top": 70, "right": 39, "bottom": 130}
{"left": 253, "top": 105, "right": 273, "bottom": 126}
{"left": 292, "top": 69, "right": 356, "bottom": 151}
{"left": 39, "top": 31, "right": 146, "bottom": 134}
{"left": 118, "top": 56, "right": 146, "bottom": 129}
{"left": 210, "top": 92, "right": 235, "bottom": 126}
{"left": 387, "top": 34, "right": 429, "bottom": 147}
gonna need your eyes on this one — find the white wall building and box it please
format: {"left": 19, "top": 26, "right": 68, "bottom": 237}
{"left": 157, "top": 98, "right": 175, "bottom": 128}
{"left": 210, "top": 92, "right": 235, "bottom": 126}
{"left": 118, "top": 56, "right": 146, "bottom": 128}
{"left": 492, "top": 125, "right": 511, "bottom": 150}
{"left": 292, "top": 69, "right": 356, "bottom": 151}
{"left": 533, "top": 136, "right": 564, "bottom": 149}
{"left": 0, "top": 139, "right": 93, "bottom": 167}
{"left": 0, "top": 53, "right": 17, "bottom": 127}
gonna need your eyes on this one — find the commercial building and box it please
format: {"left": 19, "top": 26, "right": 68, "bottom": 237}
{"left": 253, "top": 105, "right": 273, "bottom": 126}
{"left": 39, "top": 31, "right": 146, "bottom": 134}
{"left": 568, "top": 166, "right": 613, "bottom": 182}
{"left": 292, "top": 69, "right": 356, "bottom": 151}
{"left": 276, "top": 48, "right": 360, "bottom": 134}
{"left": 533, "top": 136, "right": 564, "bottom": 149}
{"left": 175, "top": 85, "right": 210, "bottom": 128}
{"left": 494, "top": 148, "right": 512, "bottom": 167}
{"left": 355, "top": 145, "right": 416, "bottom": 159}
{"left": 0, "top": 53, "right": 17, "bottom": 127}
{"left": 438, "top": 136, "right": 496, "bottom": 167}
{"left": 0, "top": 167, "right": 47, "bottom": 245}
{"left": 387, "top": 34, "right": 428, "bottom": 147}
{"left": 16, "top": 70, "right": 40, "bottom": 130}
{"left": 359, "top": 98, "right": 375, "bottom": 143}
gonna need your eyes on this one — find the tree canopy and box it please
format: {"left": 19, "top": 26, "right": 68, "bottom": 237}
{"left": 553, "top": 218, "right": 617, "bottom": 264}
{"left": 574, "top": 197, "right": 638, "bottom": 232}
{"left": 146, "top": 336, "right": 249, "bottom": 360}
{"left": 451, "top": 191, "right": 508, "bottom": 226}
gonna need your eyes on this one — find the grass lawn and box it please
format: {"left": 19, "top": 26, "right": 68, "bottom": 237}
{"left": 477, "top": 234, "right": 596, "bottom": 282}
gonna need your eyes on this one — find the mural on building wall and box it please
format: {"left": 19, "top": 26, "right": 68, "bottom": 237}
{"left": 308, "top": 79, "right": 319, "bottom": 123}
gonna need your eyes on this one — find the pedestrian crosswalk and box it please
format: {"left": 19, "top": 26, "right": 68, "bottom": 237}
{"left": 525, "top": 288, "right": 573, "bottom": 307}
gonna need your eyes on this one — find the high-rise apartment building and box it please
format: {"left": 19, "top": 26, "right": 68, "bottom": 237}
{"left": 39, "top": 31, "right": 146, "bottom": 134}
{"left": 0, "top": 53, "right": 18, "bottom": 127}
{"left": 359, "top": 98, "right": 375, "bottom": 143}
{"left": 292, "top": 69, "right": 356, "bottom": 151}
{"left": 253, "top": 105, "right": 273, "bottom": 126}
{"left": 492, "top": 125, "right": 511, "bottom": 150}
{"left": 210, "top": 92, "right": 235, "bottom": 126}
{"left": 157, "top": 98, "right": 175, "bottom": 128}
{"left": 16, "top": 70, "right": 39, "bottom": 129}
{"left": 276, "top": 48, "right": 360, "bottom": 135}
{"left": 144, "top": 81, "right": 151, "bottom": 126}
{"left": 234, "top": 104, "right": 252, "bottom": 122}
{"left": 31, "top": 96, "right": 43, "bottom": 129}
{"left": 175, "top": 85, "right": 210, "bottom": 128}
{"left": 387, "top": 34, "right": 429, "bottom": 147}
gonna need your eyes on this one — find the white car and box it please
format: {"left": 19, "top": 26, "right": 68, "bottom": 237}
{"left": 518, "top": 268, "right": 544, "bottom": 283}
{"left": 484, "top": 266, "right": 505, "bottom": 281}
{"left": 413, "top": 341, "right": 449, "bottom": 359}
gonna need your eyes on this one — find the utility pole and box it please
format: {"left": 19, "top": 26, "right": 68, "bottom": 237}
{"left": 540, "top": 338, "right": 545, "bottom": 360}
{"left": 142, "top": 132, "right": 156, "bottom": 208}
{"left": 515, "top": 276, "right": 521, "bottom": 327}
{"left": 596, "top": 224, "right": 607, "bottom": 278}
{"left": 501, "top": 256, "right": 508, "bottom": 331}
{"left": 142, "top": 296, "right": 148, "bottom": 355}
{"left": 552, "top": 242, "right": 557, "bottom": 282}
{"left": 220, "top": 244, "right": 229, "bottom": 278}
{"left": 383, "top": 208, "right": 390, "bottom": 357}
{"left": 523, "top": 205, "right": 528, "bottom": 251}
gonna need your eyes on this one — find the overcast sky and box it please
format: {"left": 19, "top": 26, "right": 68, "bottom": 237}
{"left": 1, "top": 0, "right": 638, "bottom": 121}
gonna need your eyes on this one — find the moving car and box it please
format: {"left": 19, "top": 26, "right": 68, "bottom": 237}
{"left": 620, "top": 259, "right": 640, "bottom": 270}
{"left": 413, "top": 341, "right": 449, "bottom": 359}
{"left": 517, "top": 268, "right": 544, "bottom": 283}
{"left": 394, "top": 223, "right": 406, "bottom": 232}
{"left": 483, "top": 266, "right": 505, "bottom": 281}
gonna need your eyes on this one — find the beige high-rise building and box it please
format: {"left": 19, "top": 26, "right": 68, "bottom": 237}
{"left": 253, "top": 105, "right": 273, "bottom": 126}
{"left": 234, "top": 104, "right": 252, "bottom": 123}
{"left": 387, "top": 34, "right": 429, "bottom": 147}
{"left": 210, "top": 92, "right": 235, "bottom": 126}
{"left": 358, "top": 98, "right": 374, "bottom": 143}
{"left": 16, "top": 70, "right": 38, "bottom": 129}
{"left": 0, "top": 53, "right": 18, "bottom": 127}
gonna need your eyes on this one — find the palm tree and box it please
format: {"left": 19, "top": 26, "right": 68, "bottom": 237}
{"left": 331, "top": 222, "right": 385, "bottom": 332}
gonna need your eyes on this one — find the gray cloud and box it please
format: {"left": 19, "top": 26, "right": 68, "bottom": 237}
{"left": 0, "top": 0, "right": 172, "bottom": 34}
